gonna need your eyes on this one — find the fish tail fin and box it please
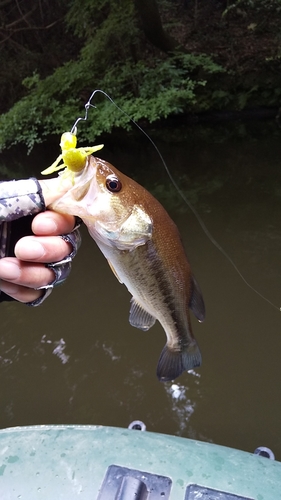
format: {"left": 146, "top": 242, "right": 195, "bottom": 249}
{"left": 156, "top": 343, "right": 202, "bottom": 382}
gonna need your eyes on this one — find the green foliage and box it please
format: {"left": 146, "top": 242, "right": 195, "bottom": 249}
{"left": 223, "top": 0, "right": 281, "bottom": 15}
{"left": 0, "top": 2, "right": 225, "bottom": 153}
{"left": 0, "top": 0, "right": 280, "bottom": 153}
{"left": 0, "top": 0, "right": 75, "bottom": 113}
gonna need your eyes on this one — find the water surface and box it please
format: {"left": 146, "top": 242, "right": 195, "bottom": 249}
{"left": 1, "top": 123, "right": 281, "bottom": 460}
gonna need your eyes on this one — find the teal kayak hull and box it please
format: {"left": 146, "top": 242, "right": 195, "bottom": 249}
{"left": 0, "top": 425, "right": 280, "bottom": 499}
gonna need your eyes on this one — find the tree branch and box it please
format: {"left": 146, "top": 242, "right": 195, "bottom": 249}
{"left": 134, "top": 0, "right": 183, "bottom": 53}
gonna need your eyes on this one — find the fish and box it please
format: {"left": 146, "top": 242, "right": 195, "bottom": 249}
{"left": 50, "top": 155, "right": 205, "bottom": 381}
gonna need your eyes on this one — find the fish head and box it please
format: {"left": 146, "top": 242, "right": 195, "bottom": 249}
{"left": 50, "top": 155, "right": 152, "bottom": 250}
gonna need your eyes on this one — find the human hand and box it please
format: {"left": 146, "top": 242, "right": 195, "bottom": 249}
{"left": 0, "top": 211, "right": 77, "bottom": 304}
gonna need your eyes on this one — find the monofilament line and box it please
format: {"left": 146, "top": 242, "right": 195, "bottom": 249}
{"left": 71, "top": 89, "right": 281, "bottom": 312}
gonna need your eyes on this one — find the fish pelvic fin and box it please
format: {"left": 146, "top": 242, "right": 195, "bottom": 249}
{"left": 156, "top": 342, "right": 202, "bottom": 382}
{"left": 129, "top": 298, "right": 156, "bottom": 331}
{"left": 189, "top": 276, "right": 205, "bottom": 323}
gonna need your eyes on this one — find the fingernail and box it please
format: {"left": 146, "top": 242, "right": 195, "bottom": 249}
{"left": 15, "top": 239, "right": 46, "bottom": 260}
{"left": 0, "top": 261, "right": 21, "bottom": 280}
{"left": 28, "top": 241, "right": 46, "bottom": 259}
{"left": 38, "top": 217, "right": 57, "bottom": 233}
{"left": 16, "top": 240, "right": 46, "bottom": 259}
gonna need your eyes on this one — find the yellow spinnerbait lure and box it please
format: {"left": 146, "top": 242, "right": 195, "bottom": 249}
{"left": 41, "top": 132, "right": 104, "bottom": 177}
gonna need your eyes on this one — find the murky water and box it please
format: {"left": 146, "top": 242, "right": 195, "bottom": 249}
{"left": 1, "top": 123, "right": 281, "bottom": 460}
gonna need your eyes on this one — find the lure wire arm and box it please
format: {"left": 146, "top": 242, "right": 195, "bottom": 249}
{"left": 70, "top": 90, "right": 118, "bottom": 134}
{"left": 71, "top": 93, "right": 99, "bottom": 133}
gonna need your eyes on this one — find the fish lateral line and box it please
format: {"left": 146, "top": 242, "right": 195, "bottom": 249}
{"left": 61, "top": 89, "right": 281, "bottom": 313}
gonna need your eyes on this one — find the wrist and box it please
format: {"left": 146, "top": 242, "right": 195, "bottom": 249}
{"left": 0, "top": 178, "right": 45, "bottom": 222}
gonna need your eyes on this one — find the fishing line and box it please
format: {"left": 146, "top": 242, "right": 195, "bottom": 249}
{"left": 71, "top": 89, "right": 280, "bottom": 312}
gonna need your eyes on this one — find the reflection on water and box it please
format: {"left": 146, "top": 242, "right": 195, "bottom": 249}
{"left": 1, "top": 123, "right": 281, "bottom": 460}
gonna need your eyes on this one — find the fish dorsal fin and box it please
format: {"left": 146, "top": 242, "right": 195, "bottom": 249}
{"left": 129, "top": 299, "right": 156, "bottom": 331}
{"left": 107, "top": 259, "right": 123, "bottom": 284}
{"left": 189, "top": 276, "right": 206, "bottom": 322}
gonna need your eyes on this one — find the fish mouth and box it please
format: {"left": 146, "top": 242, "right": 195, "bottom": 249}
{"left": 50, "top": 157, "right": 99, "bottom": 218}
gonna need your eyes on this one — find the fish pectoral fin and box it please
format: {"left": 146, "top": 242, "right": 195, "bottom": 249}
{"left": 157, "top": 342, "right": 202, "bottom": 382}
{"left": 107, "top": 260, "right": 123, "bottom": 284}
{"left": 189, "top": 275, "right": 206, "bottom": 322}
{"left": 129, "top": 299, "right": 156, "bottom": 331}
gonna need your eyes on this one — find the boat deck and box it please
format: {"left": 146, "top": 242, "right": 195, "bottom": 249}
{"left": 0, "top": 425, "right": 280, "bottom": 499}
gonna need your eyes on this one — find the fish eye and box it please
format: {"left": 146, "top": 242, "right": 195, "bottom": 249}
{"left": 105, "top": 174, "right": 122, "bottom": 193}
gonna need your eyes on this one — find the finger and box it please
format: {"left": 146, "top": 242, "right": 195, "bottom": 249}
{"left": 0, "top": 280, "right": 43, "bottom": 303}
{"left": 31, "top": 211, "right": 75, "bottom": 236}
{"left": 0, "top": 258, "right": 55, "bottom": 288}
{"left": 39, "top": 178, "right": 72, "bottom": 206}
{"left": 14, "top": 236, "right": 72, "bottom": 263}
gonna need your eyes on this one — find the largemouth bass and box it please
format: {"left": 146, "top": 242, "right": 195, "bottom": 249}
{"left": 50, "top": 156, "right": 205, "bottom": 381}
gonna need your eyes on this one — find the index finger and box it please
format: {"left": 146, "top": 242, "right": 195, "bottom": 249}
{"left": 31, "top": 211, "right": 76, "bottom": 236}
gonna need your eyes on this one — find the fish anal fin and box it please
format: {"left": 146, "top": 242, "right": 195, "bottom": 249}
{"left": 107, "top": 260, "right": 123, "bottom": 284}
{"left": 129, "top": 299, "right": 156, "bottom": 331}
{"left": 157, "top": 343, "right": 202, "bottom": 382}
{"left": 189, "top": 276, "right": 206, "bottom": 322}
